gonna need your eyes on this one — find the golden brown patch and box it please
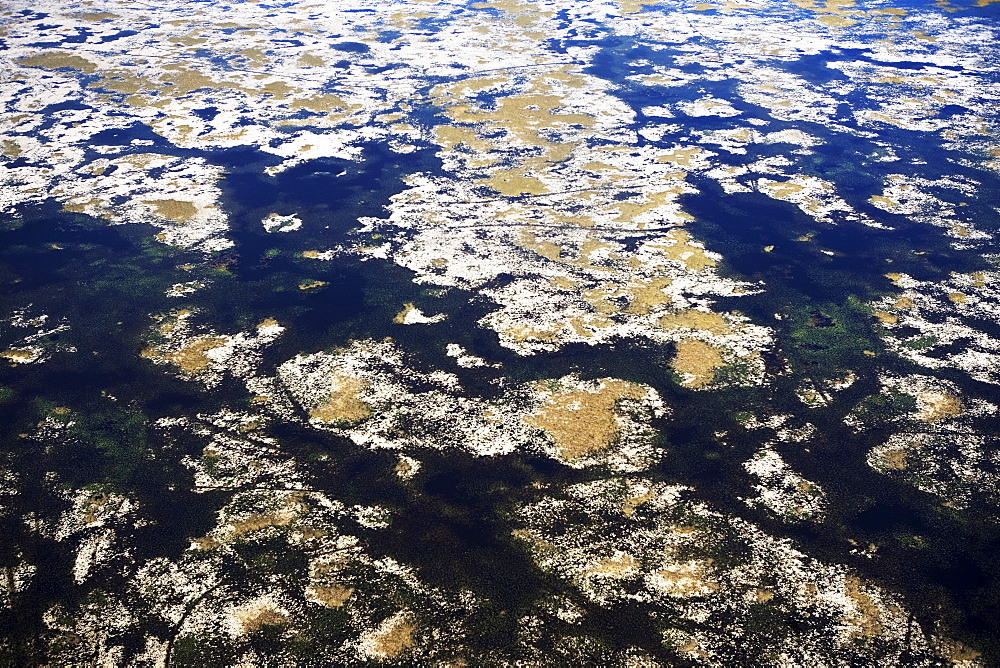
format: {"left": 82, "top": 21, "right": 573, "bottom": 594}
{"left": 81, "top": 490, "right": 108, "bottom": 524}
{"left": 307, "top": 584, "right": 354, "bottom": 607}
{"left": 915, "top": 391, "right": 963, "bottom": 423}
{"left": 583, "top": 553, "right": 639, "bottom": 577}
{"left": 258, "top": 318, "right": 280, "bottom": 328}
{"left": 233, "top": 601, "right": 289, "bottom": 633}
{"left": 817, "top": 14, "right": 858, "bottom": 27}
{"left": 1, "top": 350, "right": 35, "bottom": 364}
{"left": 649, "top": 558, "right": 718, "bottom": 597}
{"left": 572, "top": 238, "right": 614, "bottom": 268}
{"left": 486, "top": 167, "right": 547, "bottom": 196}
{"left": 524, "top": 379, "right": 646, "bottom": 461}
{"left": 364, "top": 613, "right": 417, "bottom": 660}
{"left": 309, "top": 376, "right": 371, "bottom": 425}
{"left": 870, "top": 195, "right": 897, "bottom": 208}
{"left": 296, "top": 53, "right": 326, "bottom": 67}
{"left": 755, "top": 589, "right": 774, "bottom": 603}
{"left": 942, "top": 639, "right": 982, "bottom": 662}
{"left": 62, "top": 198, "right": 104, "bottom": 215}
{"left": 873, "top": 75, "right": 906, "bottom": 84}
{"left": 762, "top": 180, "right": 805, "bottom": 198}
{"left": 651, "top": 229, "right": 716, "bottom": 271}
{"left": 671, "top": 339, "right": 725, "bottom": 388}
{"left": 91, "top": 71, "right": 151, "bottom": 95}
{"left": 289, "top": 94, "right": 354, "bottom": 113}
{"left": 393, "top": 303, "right": 418, "bottom": 324}
{"left": 431, "top": 72, "right": 589, "bottom": 185}
{"left": 873, "top": 310, "right": 897, "bottom": 325}
{"left": 432, "top": 124, "right": 495, "bottom": 160}
{"left": 142, "top": 336, "right": 228, "bottom": 374}
{"left": 395, "top": 457, "right": 417, "bottom": 478}
{"left": 844, "top": 576, "right": 884, "bottom": 638}
{"left": 260, "top": 80, "right": 294, "bottom": 99}
{"left": 623, "top": 489, "right": 657, "bottom": 517}
{"left": 306, "top": 550, "right": 355, "bottom": 606}
{"left": 76, "top": 11, "right": 119, "bottom": 21}
{"left": 508, "top": 324, "right": 563, "bottom": 343}
{"left": 19, "top": 51, "right": 97, "bottom": 73}
{"left": 2, "top": 140, "right": 21, "bottom": 158}
{"left": 656, "top": 147, "right": 702, "bottom": 167}
{"left": 582, "top": 286, "right": 618, "bottom": 314}
{"left": 659, "top": 309, "right": 732, "bottom": 334}
{"left": 299, "top": 280, "right": 328, "bottom": 291}
{"left": 619, "top": 0, "right": 660, "bottom": 13}
{"left": 516, "top": 230, "right": 561, "bottom": 261}
{"left": 623, "top": 277, "right": 674, "bottom": 314}
{"left": 190, "top": 536, "right": 222, "bottom": 550}
{"left": 948, "top": 292, "right": 966, "bottom": 304}
{"left": 159, "top": 66, "right": 230, "bottom": 95}
{"left": 147, "top": 199, "right": 197, "bottom": 222}
{"left": 879, "top": 446, "right": 908, "bottom": 470}
{"left": 892, "top": 295, "right": 913, "bottom": 310}
{"left": 228, "top": 512, "right": 293, "bottom": 536}
{"left": 612, "top": 184, "right": 687, "bottom": 223}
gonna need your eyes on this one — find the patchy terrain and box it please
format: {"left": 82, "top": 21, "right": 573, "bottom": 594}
{"left": 1, "top": 0, "right": 999, "bottom": 664}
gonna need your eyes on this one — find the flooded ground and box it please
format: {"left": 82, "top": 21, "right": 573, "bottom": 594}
{"left": 1, "top": 0, "right": 1000, "bottom": 664}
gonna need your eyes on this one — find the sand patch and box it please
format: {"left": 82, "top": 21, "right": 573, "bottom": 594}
{"left": 227, "top": 596, "right": 290, "bottom": 636}
{"left": 914, "top": 391, "right": 963, "bottom": 422}
{"left": 649, "top": 229, "right": 716, "bottom": 271}
{"left": 309, "top": 376, "right": 372, "bottom": 425}
{"left": 19, "top": 51, "right": 97, "bottom": 73}
{"left": 359, "top": 611, "right": 417, "bottom": 660}
{"left": 146, "top": 199, "right": 198, "bottom": 223}
{"left": 671, "top": 339, "right": 725, "bottom": 388}
{"left": 524, "top": 379, "right": 646, "bottom": 460}
{"left": 647, "top": 558, "right": 718, "bottom": 598}
{"left": 142, "top": 336, "right": 229, "bottom": 374}
{"left": 659, "top": 309, "right": 731, "bottom": 334}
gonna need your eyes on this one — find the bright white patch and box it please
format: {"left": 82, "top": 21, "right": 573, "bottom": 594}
{"left": 262, "top": 213, "right": 303, "bottom": 233}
